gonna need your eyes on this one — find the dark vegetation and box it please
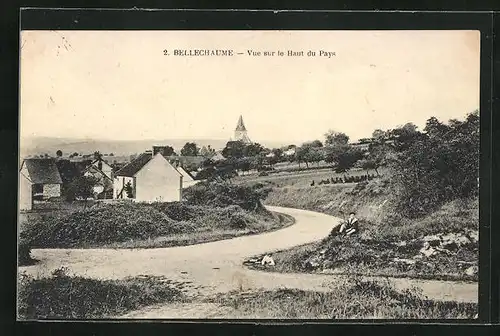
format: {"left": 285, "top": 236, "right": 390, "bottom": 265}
{"left": 19, "top": 182, "right": 282, "bottom": 257}
{"left": 260, "top": 111, "right": 480, "bottom": 281}
{"left": 18, "top": 268, "right": 186, "bottom": 319}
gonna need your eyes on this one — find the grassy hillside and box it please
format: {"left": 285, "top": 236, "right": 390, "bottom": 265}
{"left": 257, "top": 178, "right": 478, "bottom": 281}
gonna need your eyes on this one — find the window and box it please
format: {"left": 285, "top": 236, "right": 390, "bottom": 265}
{"left": 33, "top": 184, "right": 43, "bottom": 194}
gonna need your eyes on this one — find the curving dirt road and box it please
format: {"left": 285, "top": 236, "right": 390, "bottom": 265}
{"left": 19, "top": 206, "right": 478, "bottom": 318}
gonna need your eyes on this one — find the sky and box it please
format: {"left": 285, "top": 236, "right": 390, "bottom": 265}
{"left": 20, "top": 30, "right": 480, "bottom": 145}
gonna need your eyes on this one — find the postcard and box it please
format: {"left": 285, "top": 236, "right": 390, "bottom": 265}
{"left": 18, "top": 29, "right": 480, "bottom": 320}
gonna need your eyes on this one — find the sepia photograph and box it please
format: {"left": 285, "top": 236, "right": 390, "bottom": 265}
{"left": 18, "top": 29, "right": 480, "bottom": 320}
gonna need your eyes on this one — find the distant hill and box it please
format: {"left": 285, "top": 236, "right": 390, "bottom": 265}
{"left": 19, "top": 136, "right": 291, "bottom": 159}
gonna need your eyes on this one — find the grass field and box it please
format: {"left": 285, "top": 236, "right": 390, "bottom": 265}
{"left": 234, "top": 167, "right": 388, "bottom": 188}
{"left": 18, "top": 267, "right": 476, "bottom": 319}
{"left": 245, "top": 176, "right": 479, "bottom": 282}
{"left": 209, "top": 277, "right": 477, "bottom": 319}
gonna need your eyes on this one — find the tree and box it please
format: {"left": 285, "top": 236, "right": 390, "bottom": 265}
{"left": 271, "top": 148, "right": 283, "bottom": 161}
{"left": 309, "top": 140, "right": 323, "bottom": 148}
{"left": 324, "top": 130, "right": 349, "bottom": 146}
{"left": 243, "top": 143, "right": 265, "bottom": 157}
{"left": 372, "top": 129, "right": 387, "bottom": 141}
{"left": 124, "top": 181, "right": 134, "bottom": 198}
{"left": 222, "top": 141, "right": 246, "bottom": 159}
{"left": 196, "top": 166, "right": 216, "bottom": 180}
{"left": 359, "top": 159, "right": 379, "bottom": 176}
{"left": 324, "top": 144, "right": 349, "bottom": 164}
{"left": 64, "top": 176, "right": 99, "bottom": 208}
{"left": 390, "top": 111, "right": 479, "bottom": 217}
{"left": 333, "top": 148, "right": 364, "bottom": 176}
{"left": 200, "top": 146, "right": 210, "bottom": 157}
{"left": 389, "top": 122, "right": 425, "bottom": 151}
{"left": 56, "top": 159, "right": 80, "bottom": 192}
{"left": 295, "top": 143, "right": 321, "bottom": 169}
{"left": 164, "top": 146, "right": 176, "bottom": 156}
{"left": 237, "top": 158, "right": 252, "bottom": 175}
{"left": 304, "top": 147, "right": 324, "bottom": 166}
{"left": 56, "top": 150, "right": 63, "bottom": 157}
{"left": 214, "top": 160, "right": 238, "bottom": 181}
{"left": 180, "top": 142, "right": 200, "bottom": 156}
{"left": 93, "top": 151, "right": 103, "bottom": 161}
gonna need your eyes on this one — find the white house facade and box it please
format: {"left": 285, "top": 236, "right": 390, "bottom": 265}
{"left": 113, "top": 152, "right": 183, "bottom": 203}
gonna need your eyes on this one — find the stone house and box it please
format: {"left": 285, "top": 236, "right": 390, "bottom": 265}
{"left": 19, "top": 158, "right": 63, "bottom": 210}
{"left": 83, "top": 164, "right": 114, "bottom": 199}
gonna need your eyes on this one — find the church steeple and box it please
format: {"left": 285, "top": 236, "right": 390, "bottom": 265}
{"left": 235, "top": 115, "right": 247, "bottom": 132}
{"left": 234, "top": 115, "right": 252, "bottom": 144}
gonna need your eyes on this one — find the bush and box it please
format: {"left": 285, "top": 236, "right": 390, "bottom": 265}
{"left": 183, "top": 181, "right": 269, "bottom": 211}
{"left": 18, "top": 235, "right": 33, "bottom": 266}
{"left": 214, "top": 279, "right": 477, "bottom": 319}
{"left": 22, "top": 202, "right": 182, "bottom": 248}
{"left": 18, "top": 269, "right": 185, "bottom": 319}
{"left": 152, "top": 201, "right": 199, "bottom": 221}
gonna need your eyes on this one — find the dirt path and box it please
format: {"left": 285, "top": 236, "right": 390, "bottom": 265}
{"left": 19, "top": 206, "right": 478, "bottom": 318}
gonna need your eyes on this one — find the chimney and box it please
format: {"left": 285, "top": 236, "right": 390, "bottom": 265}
{"left": 145, "top": 149, "right": 153, "bottom": 158}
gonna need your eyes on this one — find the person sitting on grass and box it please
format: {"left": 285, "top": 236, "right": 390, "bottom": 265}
{"left": 339, "top": 212, "right": 359, "bottom": 236}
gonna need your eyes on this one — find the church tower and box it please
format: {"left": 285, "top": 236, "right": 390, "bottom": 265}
{"left": 234, "top": 115, "right": 252, "bottom": 144}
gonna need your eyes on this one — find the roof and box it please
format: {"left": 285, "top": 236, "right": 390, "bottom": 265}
{"left": 235, "top": 115, "right": 247, "bottom": 132}
{"left": 176, "top": 166, "right": 195, "bottom": 181}
{"left": 91, "top": 158, "right": 112, "bottom": 167}
{"left": 165, "top": 155, "right": 205, "bottom": 166}
{"left": 115, "top": 152, "right": 185, "bottom": 178}
{"left": 22, "top": 158, "right": 63, "bottom": 184}
{"left": 114, "top": 153, "right": 153, "bottom": 177}
{"left": 84, "top": 165, "right": 113, "bottom": 181}
{"left": 211, "top": 152, "right": 226, "bottom": 161}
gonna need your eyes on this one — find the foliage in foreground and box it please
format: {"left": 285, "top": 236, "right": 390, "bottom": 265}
{"left": 212, "top": 278, "right": 477, "bottom": 319}
{"left": 18, "top": 268, "right": 185, "bottom": 319}
{"left": 21, "top": 201, "right": 278, "bottom": 249}
{"left": 183, "top": 181, "right": 272, "bottom": 211}
{"left": 19, "top": 182, "right": 279, "bottom": 253}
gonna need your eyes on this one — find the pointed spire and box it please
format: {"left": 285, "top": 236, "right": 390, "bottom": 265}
{"left": 235, "top": 115, "right": 247, "bottom": 131}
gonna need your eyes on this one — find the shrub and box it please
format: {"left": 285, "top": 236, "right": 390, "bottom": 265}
{"left": 22, "top": 202, "right": 181, "bottom": 248}
{"left": 214, "top": 279, "right": 477, "bottom": 319}
{"left": 183, "top": 181, "right": 268, "bottom": 211}
{"left": 18, "top": 235, "right": 33, "bottom": 266}
{"left": 152, "top": 201, "right": 198, "bottom": 221}
{"left": 18, "top": 269, "right": 185, "bottom": 319}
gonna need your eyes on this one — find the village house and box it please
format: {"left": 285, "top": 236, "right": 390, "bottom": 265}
{"left": 19, "top": 158, "right": 63, "bottom": 210}
{"left": 283, "top": 146, "right": 296, "bottom": 157}
{"left": 83, "top": 164, "right": 114, "bottom": 199}
{"left": 175, "top": 164, "right": 199, "bottom": 188}
{"left": 113, "top": 150, "right": 183, "bottom": 202}
{"left": 210, "top": 151, "right": 226, "bottom": 163}
{"left": 89, "top": 157, "right": 113, "bottom": 180}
